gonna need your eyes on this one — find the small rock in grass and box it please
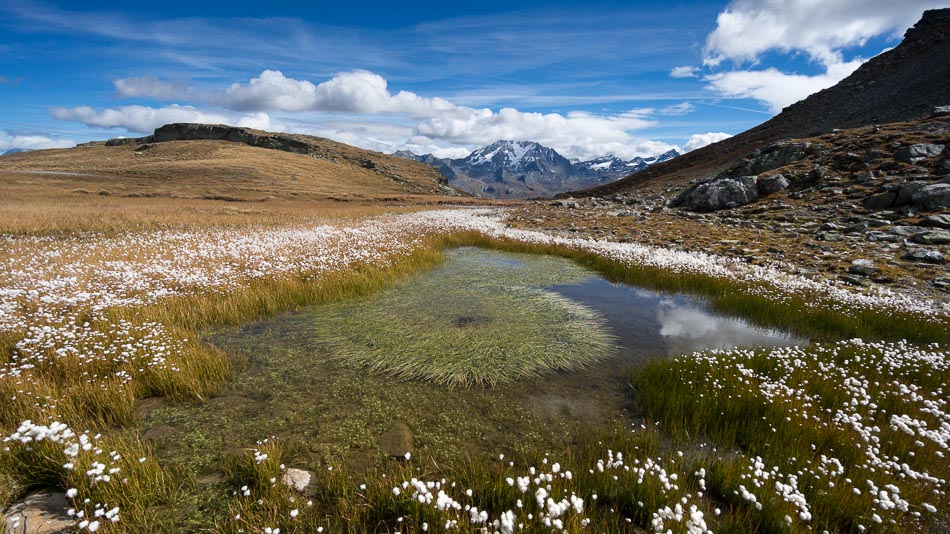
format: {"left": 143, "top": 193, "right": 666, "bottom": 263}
{"left": 848, "top": 259, "right": 880, "bottom": 277}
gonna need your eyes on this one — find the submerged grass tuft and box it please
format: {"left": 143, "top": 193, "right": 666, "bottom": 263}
{"left": 306, "top": 248, "right": 615, "bottom": 386}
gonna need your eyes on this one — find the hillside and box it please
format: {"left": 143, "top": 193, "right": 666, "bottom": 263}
{"left": 576, "top": 7, "right": 950, "bottom": 197}
{"left": 0, "top": 123, "right": 461, "bottom": 204}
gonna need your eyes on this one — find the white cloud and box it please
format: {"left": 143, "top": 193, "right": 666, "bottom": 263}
{"left": 114, "top": 76, "right": 190, "bottom": 100}
{"left": 221, "top": 70, "right": 458, "bottom": 117}
{"left": 0, "top": 131, "right": 76, "bottom": 152}
{"left": 704, "top": 58, "right": 863, "bottom": 113}
{"left": 684, "top": 132, "right": 732, "bottom": 152}
{"left": 703, "top": 0, "right": 942, "bottom": 66}
{"left": 658, "top": 102, "right": 695, "bottom": 115}
{"left": 58, "top": 70, "right": 681, "bottom": 160}
{"left": 669, "top": 66, "right": 699, "bottom": 78}
{"left": 49, "top": 104, "right": 275, "bottom": 134}
{"left": 701, "top": 1, "right": 942, "bottom": 112}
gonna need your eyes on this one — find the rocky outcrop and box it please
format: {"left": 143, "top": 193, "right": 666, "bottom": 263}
{"left": 671, "top": 176, "right": 759, "bottom": 211}
{"left": 723, "top": 142, "right": 813, "bottom": 177}
{"left": 148, "top": 123, "right": 336, "bottom": 160}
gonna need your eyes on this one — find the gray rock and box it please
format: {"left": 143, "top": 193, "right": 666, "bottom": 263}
{"left": 866, "top": 231, "right": 899, "bottom": 242}
{"left": 2, "top": 491, "right": 72, "bottom": 534}
{"left": 842, "top": 222, "right": 868, "bottom": 234}
{"left": 848, "top": 259, "right": 881, "bottom": 277}
{"left": 281, "top": 468, "right": 313, "bottom": 493}
{"left": 913, "top": 230, "right": 950, "bottom": 245}
{"left": 895, "top": 143, "right": 945, "bottom": 162}
{"left": 889, "top": 225, "right": 928, "bottom": 237}
{"left": 902, "top": 249, "right": 946, "bottom": 264}
{"left": 896, "top": 181, "right": 927, "bottom": 205}
{"left": 911, "top": 183, "right": 950, "bottom": 211}
{"left": 933, "top": 278, "right": 950, "bottom": 291}
{"left": 863, "top": 192, "right": 896, "bottom": 210}
{"left": 672, "top": 175, "right": 759, "bottom": 212}
{"left": 922, "top": 213, "right": 950, "bottom": 229}
{"left": 379, "top": 422, "right": 414, "bottom": 459}
{"left": 757, "top": 174, "right": 790, "bottom": 195}
{"left": 819, "top": 231, "right": 844, "bottom": 242}
{"left": 725, "top": 142, "right": 811, "bottom": 176}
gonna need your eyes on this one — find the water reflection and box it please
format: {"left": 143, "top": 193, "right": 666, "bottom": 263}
{"left": 550, "top": 277, "right": 804, "bottom": 360}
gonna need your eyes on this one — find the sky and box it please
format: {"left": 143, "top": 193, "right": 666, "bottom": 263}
{"left": 1, "top": 0, "right": 946, "bottom": 160}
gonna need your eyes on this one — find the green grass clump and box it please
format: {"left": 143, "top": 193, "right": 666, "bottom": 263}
{"left": 306, "top": 248, "right": 615, "bottom": 386}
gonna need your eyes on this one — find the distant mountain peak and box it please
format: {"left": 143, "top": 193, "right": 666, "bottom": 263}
{"left": 392, "top": 140, "right": 680, "bottom": 199}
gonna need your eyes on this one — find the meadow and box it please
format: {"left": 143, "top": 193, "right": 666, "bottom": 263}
{"left": 1, "top": 201, "right": 947, "bottom": 533}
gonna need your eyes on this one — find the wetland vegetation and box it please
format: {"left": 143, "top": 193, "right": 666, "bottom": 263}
{"left": 1, "top": 209, "right": 947, "bottom": 533}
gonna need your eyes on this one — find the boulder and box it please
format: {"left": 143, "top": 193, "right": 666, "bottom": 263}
{"left": 724, "top": 142, "right": 811, "bottom": 176}
{"left": 922, "top": 213, "right": 950, "bottom": 229}
{"left": 911, "top": 183, "right": 950, "bottom": 211}
{"left": 902, "top": 249, "right": 946, "bottom": 264}
{"left": 896, "top": 181, "right": 927, "bottom": 205}
{"left": 2, "top": 491, "right": 72, "bottom": 534}
{"left": 895, "top": 143, "right": 945, "bottom": 162}
{"left": 672, "top": 176, "right": 759, "bottom": 212}
{"left": 757, "top": 174, "right": 790, "bottom": 195}
{"left": 863, "top": 192, "right": 896, "bottom": 210}
{"left": 890, "top": 225, "right": 928, "bottom": 237}
{"left": 913, "top": 230, "right": 950, "bottom": 245}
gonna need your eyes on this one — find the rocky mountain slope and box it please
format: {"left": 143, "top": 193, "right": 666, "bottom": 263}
{"left": 0, "top": 123, "right": 461, "bottom": 202}
{"left": 509, "top": 113, "right": 950, "bottom": 301}
{"left": 396, "top": 141, "right": 678, "bottom": 199}
{"left": 575, "top": 7, "right": 950, "bottom": 197}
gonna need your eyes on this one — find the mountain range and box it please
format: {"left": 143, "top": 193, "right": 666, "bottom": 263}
{"left": 394, "top": 141, "right": 679, "bottom": 199}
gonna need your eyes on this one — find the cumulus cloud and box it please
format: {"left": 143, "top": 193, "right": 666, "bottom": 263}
{"left": 59, "top": 70, "right": 680, "bottom": 160}
{"left": 669, "top": 66, "right": 699, "bottom": 78}
{"left": 683, "top": 132, "right": 732, "bottom": 152}
{"left": 701, "top": 0, "right": 941, "bottom": 112}
{"left": 703, "top": 0, "right": 942, "bottom": 66}
{"left": 0, "top": 131, "right": 75, "bottom": 152}
{"left": 49, "top": 104, "right": 274, "bottom": 134}
{"left": 705, "top": 58, "right": 863, "bottom": 113}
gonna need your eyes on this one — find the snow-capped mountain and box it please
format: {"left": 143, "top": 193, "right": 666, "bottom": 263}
{"left": 394, "top": 142, "right": 680, "bottom": 199}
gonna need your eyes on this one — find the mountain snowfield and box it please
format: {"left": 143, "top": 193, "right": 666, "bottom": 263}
{"left": 394, "top": 140, "right": 680, "bottom": 199}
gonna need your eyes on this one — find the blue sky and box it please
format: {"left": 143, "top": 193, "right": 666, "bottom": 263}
{"left": 0, "top": 0, "right": 945, "bottom": 159}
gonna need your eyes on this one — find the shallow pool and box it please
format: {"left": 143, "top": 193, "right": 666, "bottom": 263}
{"left": 139, "top": 247, "right": 804, "bottom": 485}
